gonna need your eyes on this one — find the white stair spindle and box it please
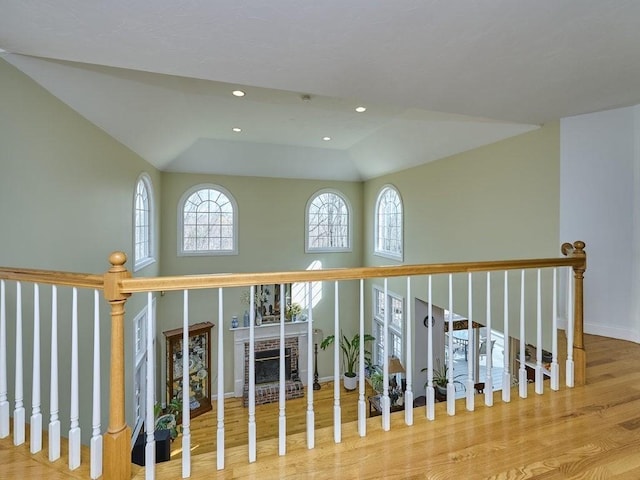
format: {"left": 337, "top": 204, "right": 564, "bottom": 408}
{"left": 426, "top": 276, "right": 435, "bottom": 420}
{"left": 217, "top": 288, "right": 226, "bottom": 468}
{"left": 357, "top": 279, "right": 366, "bottom": 436}
{"left": 91, "top": 290, "right": 103, "bottom": 479}
{"left": 381, "top": 278, "right": 390, "bottom": 431}
{"left": 49, "top": 285, "right": 60, "bottom": 460}
{"left": 551, "top": 269, "right": 560, "bottom": 390}
{"left": 518, "top": 271, "right": 528, "bottom": 399}
{"left": 306, "top": 282, "right": 315, "bottom": 449}
{"left": 333, "top": 281, "right": 341, "bottom": 443}
{"left": 30, "top": 283, "right": 42, "bottom": 453}
{"left": 182, "top": 290, "right": 191, "bottom": 477}
{"left": 566, "top": 268, "right": 575, "bottom": 387}
{"left": 485, "top": 272, "right": 493, "bottom": 407}
{"left": 535, "top": 269, "right": 544, "bottom": 395}
{"left": 466, "top": 273, "right": 474, "bottom": 411}
{"left": 404, "top": 276, "right": 413, "bottom": 426}
{"left": 0, "top": 280, "right": 7, "bottom": 438}
{"left": 278, "top": 284, "right": 286, "bottom": 456}
{"left": 14, "top": 281, "right": 25, "bottom": 446}
{"left": 502, "top": 271, "right": 511, "bottom": 403}
{"left": 446, "top": 274, "right": 455, "bottom": 416}
{"left": 248, "top": 286, "right": 256, "bottom": 463}
{"left": 69, "top": 287, "right": 81, "bottom": 470}
{"left": 144, "top": 292, "right": 155, "bottom": 479}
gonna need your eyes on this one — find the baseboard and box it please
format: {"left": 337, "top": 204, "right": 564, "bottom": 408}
{"left": 584, "top": 322, "right": 640, "bottom": 344}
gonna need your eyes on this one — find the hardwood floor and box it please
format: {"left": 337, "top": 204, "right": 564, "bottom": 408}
{"left": 3, "top": 334, "right": 640, "bottom": 479}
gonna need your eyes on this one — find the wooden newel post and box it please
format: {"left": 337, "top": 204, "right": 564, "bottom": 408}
{"left": 562, "top": 240, "right": 587, "bottom": 386}
{"left": 103, "top": 252, "right": 132, "bottom": 480}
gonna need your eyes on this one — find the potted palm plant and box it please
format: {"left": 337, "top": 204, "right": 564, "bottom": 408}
{"left": 320, "top": 331, "right": 375, "bottom": 390}
{"left": 423, "top": 361, "right": 465, "bottom": 399}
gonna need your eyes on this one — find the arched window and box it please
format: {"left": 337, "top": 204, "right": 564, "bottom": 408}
{"left": 178, "top": 184, "right": 238, "bottom": 256}
{"left": 374, "top": 185, "right": 403, "bottom": 260}
{"left": 306, "top": 189, "right": 351, "bottom": 252}
{"left": 133, "top": 173, "right": 155, "bottom": 271}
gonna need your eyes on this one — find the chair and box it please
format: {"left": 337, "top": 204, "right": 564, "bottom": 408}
{"left": 478, "top": 339, "right": 496, "bottom": 363}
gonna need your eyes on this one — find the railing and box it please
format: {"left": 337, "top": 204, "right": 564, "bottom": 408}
{"left": 0, "top": 241, "right": 586, "bottom": 479}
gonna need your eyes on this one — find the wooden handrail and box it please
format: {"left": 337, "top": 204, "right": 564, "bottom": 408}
{"left": 0, "top": 267, "right": 103, "bottom": 290}
{"left": 119, "top": 256, "right": 585, "bottom": 294}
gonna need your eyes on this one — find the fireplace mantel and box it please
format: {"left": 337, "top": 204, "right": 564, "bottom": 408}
{"left": 232, "top": 322, "right": 309, "bottom": 397}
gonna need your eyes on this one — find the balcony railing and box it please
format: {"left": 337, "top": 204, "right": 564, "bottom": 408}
{"left": 0, "top": 241, "right": 586, "bottom": 479}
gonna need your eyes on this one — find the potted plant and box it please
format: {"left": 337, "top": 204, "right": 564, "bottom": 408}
{"left": 422, "top": 361, "right": 465, "bottom": 399}
{"left": 320, "top": 331, "right": 375, "bottom": 390}
{"left": 154, "top": 396, "right": 183, "bottom": 440}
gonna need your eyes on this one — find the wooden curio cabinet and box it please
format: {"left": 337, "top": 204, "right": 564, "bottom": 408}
{"left": 163, "top": 322, "right": 214, "bottom": 419}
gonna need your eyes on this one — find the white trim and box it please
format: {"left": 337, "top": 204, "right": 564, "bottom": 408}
{"left": 131, "top": 298, "right": 156, "bottom": 440}
{"left": 133, "top": 173, "right": 155, "bottom": 272}
{"left": 373, "top": 184, "right": 404, "bottom": 262}
{"left": 305, "top": 188, "right": 353, "bottom": 253}
{"left": 177, "top": 183, "right": 239, "bottom": 257}
{"left": 372, "top": 285, "right": 405, "bottom": 366}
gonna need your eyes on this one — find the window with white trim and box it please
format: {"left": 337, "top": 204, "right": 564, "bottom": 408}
{"left": 133, "top": 173, "right": 155, "bottom": 271}
{"left": 372, "top": 286, "right": 404, "bottom": 367}
{"left": 132, "top": 300, "right": 155, "bottom": 439}
{"left": 178, "top": 184, "right": 238, "bottom": 256}
{"left": 374, "top": 185, "right": 403, "bottom": 261}
{"left": 306, "top": 189, "right": 351, "bottom": 252}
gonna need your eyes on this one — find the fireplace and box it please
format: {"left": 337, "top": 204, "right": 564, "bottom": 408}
{"left": 242, "top": 337, "right": 304, "bottom": 406}
{"left": 232, "top": 321, "right": 309, "bottom": 404}
{"left": 255, "top": 348, "right": 292, "bottom": 384}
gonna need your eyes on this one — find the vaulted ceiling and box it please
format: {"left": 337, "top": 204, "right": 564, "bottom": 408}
{"left": 2, "top": 1, "right": 640, "bottom": 180}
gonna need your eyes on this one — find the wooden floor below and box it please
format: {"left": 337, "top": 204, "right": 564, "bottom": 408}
{"left": 3, "top": 334, "right": 640, "bottom": 479}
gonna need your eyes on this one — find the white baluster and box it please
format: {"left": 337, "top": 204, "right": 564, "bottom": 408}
{"left": 566, "top": 268, "right": 575, "bottom": 387}
{"left": 381, "top": 278, "right": 390, "bottom": 431}
{"left": 91, "top": 290, "right": 103, "bottom": 479}
{"left": 49, "top": 285, "right": 60, "bottom": 460}
{"left": 446, "top": 274, "right": 455, "bottom": 416}
{"left": 333, "top": 281, "right": 341, "bottom": 443}
{"left": 0, "top": 280, "right": 7, "bottom": 438}
{"left": 535, "top": 270, "right": 544, "bottom": 395}
{"left": 182, "top": 290, "right": 191, "bottom": 477}
{"left": 217, "top": 288, "right": 226, "bottom": 468}
{"left": 69, "top": 287, "right": 80, "bottom": 469}
{"left": 466, "top": 273, "right": 474, "bottom": 411}
{"left": 502, "top": 271, "right": 511, "bottom": 403}
{"left": 306, "top": 282, "right": 315, "bottom": 449}
{"left": 144, "top": 292, "right": 155, "bottom": 479}
{"left": 248, "top": 286, "right": 256, "bottom": 463}
{"left": 404, "top": 277, "right": 413, "bottom": 426}
{"left": 278, "top": 284, "right": 286, "bottom": 456}
{"left": 426, "top": 276, "right": 435, "bottom": 420}
{"left": 30, "top": 283, "right": 42, "bottom": 453}
{"left": 551, "top": 269, "right": 560, "bottom": 390}
{"left": 485, "top": 272, "right": 493, "bottom": 407}
{"left": 518, "top": 271, "right": 528, "bottom": 399}
{"left": 14, "top": 281, "right": 25, "bottom": 446}
{"left": 357, "top": 279, "right": 366, "bottom": 437}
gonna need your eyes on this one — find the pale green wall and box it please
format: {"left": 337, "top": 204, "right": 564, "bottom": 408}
{"left": 363, "top": 122, "right": 560, "bottom": 349}
{"left": 0, "top": 58, "right": 161, "bottom": 442}
{"left": 157, "top": 172, "right": 364, "bottom": 394}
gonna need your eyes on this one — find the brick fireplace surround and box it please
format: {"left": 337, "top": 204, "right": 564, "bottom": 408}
{"left": 232, "top": 321, "right": 309, "bottom": 406}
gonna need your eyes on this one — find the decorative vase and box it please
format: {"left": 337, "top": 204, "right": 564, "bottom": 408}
{"left": 231, "top": 315, "right": 238, "bottom": 329}
{"left": 256, "top": 306, "right": 262, "bottom": 326}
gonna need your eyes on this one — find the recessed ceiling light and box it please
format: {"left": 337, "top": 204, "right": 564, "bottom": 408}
{"left": 232, "top": 90, "right": 245, "bottom": 97}
{"left": 322, "top": 136, "right": 331, "bottom": 141}
{"left": 232, "top": 127, "right": 242, "bottom": 132}
{"left": 355, "top": 106, "right": 367, "bottom": 113}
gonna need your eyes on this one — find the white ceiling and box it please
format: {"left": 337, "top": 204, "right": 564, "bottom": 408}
{"left": 2, "top": 1, "right": 640, "bottom": 181}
